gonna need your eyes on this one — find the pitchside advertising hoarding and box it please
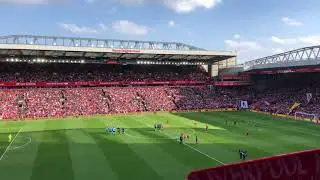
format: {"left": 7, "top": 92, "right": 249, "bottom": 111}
{"left": 186, "top": 148, "right": 320, "bottom": 180}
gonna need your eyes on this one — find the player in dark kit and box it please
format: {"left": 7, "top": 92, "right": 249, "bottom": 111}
{"left": 242, "top": 151, "right": 248, "bottom": 160}
{"left": 179, "top": 134, "right": 183, "bottom": 144}
{"left": 195, "top": 135, "right": 198, "bottom": 144}
{"left": 239, "top": 149, "right": 248, "bottom": 161}
{"left": 205, "top": 124, "right": 208, "bottom": 132}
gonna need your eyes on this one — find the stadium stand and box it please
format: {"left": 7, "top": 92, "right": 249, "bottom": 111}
{"left": 1, "top": 35, "right": 320, "bottom": 180}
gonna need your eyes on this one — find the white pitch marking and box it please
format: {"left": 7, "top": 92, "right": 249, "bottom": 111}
{"left": 135, "top": 117, "right": 226, "bottom": 165}
{"left": 9, "top": 136, "right": 32, "bottom": 151}
{"left": 0, "top": 127, "right": 23, "bottom": 161}
{"left": 159, "top": 130, "right": 225, "bottom": 165}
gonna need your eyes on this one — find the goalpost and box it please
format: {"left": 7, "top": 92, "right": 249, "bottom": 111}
{"left": 294, "top": 111, "right": 319, "bottom": 123}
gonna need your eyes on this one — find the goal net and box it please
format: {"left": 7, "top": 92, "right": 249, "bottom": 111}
{"left": 294, "top": 111, "right": 318, "bottom": 122}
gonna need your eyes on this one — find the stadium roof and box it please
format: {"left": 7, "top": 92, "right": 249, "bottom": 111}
{"left": 244, "top": 45, "right": 320, "bottom": 70}
{"left": 0, "top": 35, "right": 237, "bottom": 65}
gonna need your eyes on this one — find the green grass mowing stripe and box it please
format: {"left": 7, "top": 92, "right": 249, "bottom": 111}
{"left": 132, "top": 114, "right": 226, "bottom": 165}
{"left": 84, "top": 131, "right": 163, "bottom": 180}
{"left": 115, "top": 116, "right": 192, "bottom": 179}
{"left": 186, "top": 112, "right": 310, "bottom": 151}
{"left": 30, "top": 130, "right": 74, "bottom": 180}
{"left": 207, "top": 112, "right": 320, "bottom": 149}
{"left": 82, "top": 116, "right": 163, "bottom": 180}
{"left": 128, "top": 116, "right": 221, "bottom": 170}
{"left": 151, "top": 113, "right": 244, "bottom": 163}
{"left": 65, "top": 119, "right": 118, "bottom": 180}
{"left": 66, "top": 129, "right": 119, "bottom": 180}
{"left": 195, "top": 112, "right": 320, "bottom": 155}
{"left": 0, "top": 122, "right": 47, "bottom": 180}
{"left": 167, "top": 112, "right": 317, "bottom": 162}
{"left": 0, "top": 127, "right": 23, "bottom": 161}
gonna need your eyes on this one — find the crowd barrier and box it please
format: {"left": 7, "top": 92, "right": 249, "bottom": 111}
{"left": 187, "top": 148, "right": 320, "bottom": 180}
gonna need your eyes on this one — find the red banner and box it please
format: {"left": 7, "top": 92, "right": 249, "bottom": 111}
{"left": 0, "top": 81, "right": 251, "bottom": 87}
{"left": 214, "top": 81, "right": 251, "bottom": 86}
{"left": 187, "top": 148, "right": 320, "bottom": 180}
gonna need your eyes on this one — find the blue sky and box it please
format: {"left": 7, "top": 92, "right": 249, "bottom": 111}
{"left": 0, "top": 0, "right": 320, "bottom": 63}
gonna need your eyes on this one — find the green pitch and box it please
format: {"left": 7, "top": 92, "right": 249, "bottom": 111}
{"left": 0, "top": 111, "right": 319, "bottom": 180}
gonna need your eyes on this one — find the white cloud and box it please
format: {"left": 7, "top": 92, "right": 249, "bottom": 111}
{"left": 168, "top": 20, "right": 175, "bottom": 27}
{"left": 224, "top": 39, "right": 261, "bottom": 52}
{"left": 282, "top": 17, "right": 303, "bottom": 27}
{"left": 271, "top": 48, "right": 285, "bottom": 54}
{"left": 58, "top": 23, "right": 107, "bottom": 34}
{"left": 270, "top": 36, "right": 297, "bottom": 45}
{"left": 113, "top": 0, "right": 221, "bottom": 13}
{"left": 270, "top": 35, "right": 320, "bottom": 46}
{"left": 233, "top": 34, "right": 241, "bottom": 39}
{"left": 112, "top": 20, "right": 150, "bottom": 35}
{"left": 163, "top": 0, "right": 222, "bottom": 13}
{"left": 299, "top": 36, "right": 320, "bottom": 46}
{"left": 0, "top": 0, "right": 61, "bottom": 4}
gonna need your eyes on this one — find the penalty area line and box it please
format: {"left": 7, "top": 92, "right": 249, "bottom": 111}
{"left": 160, "top": 130, "right": 225, "bottom": 165}
{"left": 134, "top": 117, "right": 226, "bottom": 165}
{"left": 0, "top": 127, "right": 23, "bottom": 161}
{"left": 183, "top": 143, "right": 225, "bottom": 165}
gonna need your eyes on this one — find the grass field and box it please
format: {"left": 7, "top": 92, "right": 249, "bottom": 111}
{"left": 0, "top": 111, "right": 319, "bottom": 180}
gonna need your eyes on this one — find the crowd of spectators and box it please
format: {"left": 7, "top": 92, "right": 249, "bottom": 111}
{"left": 251, "top": 88, "right": 320, "bottom": 116}
{"left": 0, "top": 62, "right": 319, "bottom": 120}
{"left": 0, "top": 63, "right": 210, "bottom": 82}
{"left": 1, "top": 85, "right": 319, "bottom": 120}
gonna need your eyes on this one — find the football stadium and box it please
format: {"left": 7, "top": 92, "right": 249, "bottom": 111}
{"left": 0, "top": 35, "right": 319, "bottom": 180}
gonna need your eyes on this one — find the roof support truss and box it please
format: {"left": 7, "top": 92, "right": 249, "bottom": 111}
{"left": 244, "top": 46, "right": 320, "bottom": 70}
{"left": 0, "top": 35, "right": 204, "bottom": 51}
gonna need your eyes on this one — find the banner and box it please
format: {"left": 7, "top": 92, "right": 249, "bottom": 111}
{"left": 240, "top": 100, "right": 248, "bottom": 109}
{"left": 289, "top": 102, "right": 301, "bottom": 113}
{"left": 187, "top": 148, "right": 320, "bottom": 180}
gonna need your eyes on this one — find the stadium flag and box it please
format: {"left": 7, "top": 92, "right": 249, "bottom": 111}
{"left": 289, "top": 102, "right": 301, "bottom": 114}
{"left": 306, "top": 93, "right": 312, "bottom": 103}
